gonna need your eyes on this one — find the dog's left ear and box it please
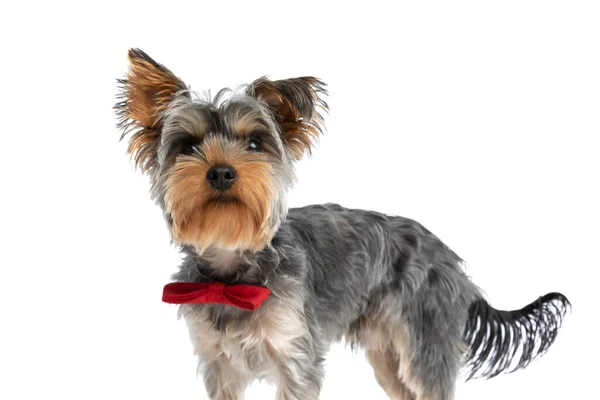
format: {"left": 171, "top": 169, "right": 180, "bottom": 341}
{"left": 247, "top": 77, "right": 328, "bottom": 160}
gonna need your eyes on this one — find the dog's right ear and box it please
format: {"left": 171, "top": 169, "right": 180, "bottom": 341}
{"left": 115, "top": 48, "right": 189, "bottom": 174}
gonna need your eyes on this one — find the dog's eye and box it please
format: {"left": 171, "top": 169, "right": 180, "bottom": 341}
{"left": 183, "top": 140, "right": 201, "bottom": 155}
{"left": 247, "top": 137, "right": 263, "bottom": 152}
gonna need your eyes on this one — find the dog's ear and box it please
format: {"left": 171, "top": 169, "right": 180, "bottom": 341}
{"left": 115, "top": 48, "right": 189, "bottom": 174}
{"left": 247, "top": 77, "right": 328, "bottom": 160}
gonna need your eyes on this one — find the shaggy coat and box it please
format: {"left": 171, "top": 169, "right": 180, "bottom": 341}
{"left": 116, "top": 48, "right": 570, "bottom": 400}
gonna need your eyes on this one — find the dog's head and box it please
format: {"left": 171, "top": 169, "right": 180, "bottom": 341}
{"left": 116, "top": 49, "right": 327, "bottom": 252}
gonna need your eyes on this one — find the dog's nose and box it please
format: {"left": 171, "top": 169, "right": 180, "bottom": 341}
{"left": 206, "top": 165, "right": 236, "bottom": 190}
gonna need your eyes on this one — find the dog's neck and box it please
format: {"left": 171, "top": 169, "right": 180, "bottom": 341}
{"left": 201, "top": 246, "right": 245, "bottom": 272}
{"left": 179, "top": 241, "right": 280, "bottom": 285}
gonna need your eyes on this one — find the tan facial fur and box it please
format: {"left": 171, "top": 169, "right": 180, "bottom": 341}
{"left": 164, "top": 137, "right": 277, "bottom": 252}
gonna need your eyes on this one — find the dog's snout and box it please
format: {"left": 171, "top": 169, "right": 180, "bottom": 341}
{"left": 206, "top": 165, "right": 236, "bottom": 190}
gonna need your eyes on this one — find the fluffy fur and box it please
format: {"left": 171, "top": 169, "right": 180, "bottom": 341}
{"left": 115, "top": 48, "right": 570, "bottom": 400}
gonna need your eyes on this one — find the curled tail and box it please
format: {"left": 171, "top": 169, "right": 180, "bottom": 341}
{"left": 463, "top": 292, "right": 570, "bottom": 380}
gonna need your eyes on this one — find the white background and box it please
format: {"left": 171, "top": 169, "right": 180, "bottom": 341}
{"left": 1, "top": 1, "right": 597, "bottom": 399}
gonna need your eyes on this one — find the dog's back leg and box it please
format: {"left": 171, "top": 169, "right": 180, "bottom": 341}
{"left": 365, "top": 348, "right": 416, "bottom": 400}
{"left": 352, "top": 316, "right": 461, "bottom": 400}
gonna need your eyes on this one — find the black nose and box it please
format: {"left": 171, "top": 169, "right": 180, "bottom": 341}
{"left": 206, "top": 165, "right": 236, "bottom": 190}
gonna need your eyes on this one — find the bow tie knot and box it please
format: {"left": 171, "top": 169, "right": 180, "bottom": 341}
{"left": 207, "top": 282, "right": 226, "bottom": 303}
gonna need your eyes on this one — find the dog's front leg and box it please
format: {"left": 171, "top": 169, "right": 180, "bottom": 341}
{"left": 275, "top": 361, "right": 323, "bottom": 400}
{"left": 270, "top": 342, "right": 325, "bottom": 400}
{"left": 201, "top": 355, "right": 249, "bottom": 400}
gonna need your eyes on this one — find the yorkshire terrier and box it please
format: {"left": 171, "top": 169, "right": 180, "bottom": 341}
{"left": 115, "top": 48, "right": 570, "bottom": 400}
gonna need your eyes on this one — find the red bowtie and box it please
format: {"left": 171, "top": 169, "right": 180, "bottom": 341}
{"left": 162, "top": 282, "right": 271, "bottom": 311}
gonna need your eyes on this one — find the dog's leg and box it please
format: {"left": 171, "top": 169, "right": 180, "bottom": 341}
{"left": 269, "top": 342, "right": 324, "bottom": 400}
{"left": 274, "top": 361, "right": 323, "bottom": 400}
{"left": 357, "top": 320, "right": 458, "bottom": 400}
{"left": 202, "top": 356, "right": 249, "bottom": 400}
{"left": 365, "top": 349, "right": 416, "bottom": 400}
{"left": 395, "top": 319, "right": 462, "bottom": 400}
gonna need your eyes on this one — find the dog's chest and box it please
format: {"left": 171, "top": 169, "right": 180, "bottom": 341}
{"left": 182, "top": 299, "right": 306, "bottom": 370}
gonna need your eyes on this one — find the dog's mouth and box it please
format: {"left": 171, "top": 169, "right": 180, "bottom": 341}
{"left": 206, "top": 195, "right": 241, "bottom": 205}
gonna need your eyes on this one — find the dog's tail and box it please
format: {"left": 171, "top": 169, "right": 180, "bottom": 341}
{"left": 462, "top": 292, "right": 570, "bottom": 380}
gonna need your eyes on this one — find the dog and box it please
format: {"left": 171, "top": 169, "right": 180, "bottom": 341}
{"left": 115, "top": 48, "right": 570, "bottom": 400}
